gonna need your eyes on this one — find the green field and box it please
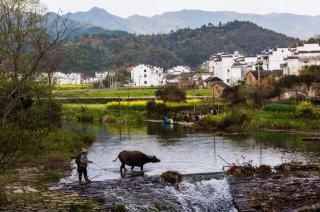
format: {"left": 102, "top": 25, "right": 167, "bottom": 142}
{"left": 53, "top": 88, "right": 212, "bottom": 98}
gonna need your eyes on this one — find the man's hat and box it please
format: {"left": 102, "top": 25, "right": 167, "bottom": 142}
{"left": 81, "top": 148, "right": 88, "bottom": 153}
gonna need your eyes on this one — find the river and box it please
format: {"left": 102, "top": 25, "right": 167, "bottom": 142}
{"left": 61, "top": 122, "right": 320, "bottom": 211}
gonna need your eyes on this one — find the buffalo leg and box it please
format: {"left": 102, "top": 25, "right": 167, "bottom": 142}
{"left": 140, "top": 166, "right": 143, "bottom": 172}
{"left": 131, "top": 166, "right": 134, "bottom": 171}
{"left": 120, "top": 164, "right": 125, "bottom": 173}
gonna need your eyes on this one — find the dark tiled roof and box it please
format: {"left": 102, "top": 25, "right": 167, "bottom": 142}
{"left": 204, "top": 76, "right": 223, "bottom": 82}
{"left": 298, "top": 51, "right": 320, "bottom": 53}
{"left": 212, "top": 81, "right": 230, "bottom": 88}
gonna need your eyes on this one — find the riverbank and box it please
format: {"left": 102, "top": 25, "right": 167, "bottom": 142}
{"left": 0, "top": 129, "right": 97, "bottom": 211}
{"left": 229, "top": 162, "right": 320, "bottom": 211}
{"left": 3, "top": 163, "right": 318, "bottom": 211}
{"left": 61, "top": 99, "right": 205, "bottom": 123}
{"left": 198, "top": 109, "right": 320, "bottom": 132}
{"left": 61, "top": 101, "right": 320, "bottom": 134}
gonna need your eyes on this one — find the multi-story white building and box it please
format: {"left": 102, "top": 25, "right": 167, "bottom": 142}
{"left": 268, "top": 48, "right": 292, "bottom": 71}
{"left": 131, "top": 64, "right": 164, "bottom": 87}
{"left": 209, "top": 53, "right": 244, "bottom": 85}
{"left": 284, "top": 43, "right": 320, "bottom": 75}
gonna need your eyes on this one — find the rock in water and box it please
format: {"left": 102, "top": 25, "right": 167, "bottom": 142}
{"left": 161, "top": 171, "right": 183, "bottom": 185}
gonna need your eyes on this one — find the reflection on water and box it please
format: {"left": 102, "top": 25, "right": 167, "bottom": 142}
{"left": 63, "top": 122, "right": 319, "bottom": 181}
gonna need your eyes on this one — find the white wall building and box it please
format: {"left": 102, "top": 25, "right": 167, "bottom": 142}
{"left": 131, "top": 64, "right": 164, "bottom": 87}
{"left": 167, "top": 66, "right": 191, "bottom": 76}
{"left": 284, "top": 43, "right": 320, "bottom": 75}
{"left": 209, "top": 53, "right": 241, "bottom": 85}
{"left": 95, "top": 71, "right": 108, "bottom": 79}
{"left": 53, "top": 72, "right": 82, "bottom": 85}
{"left": 268, "top": 48, "right": 292, "bottom": 71}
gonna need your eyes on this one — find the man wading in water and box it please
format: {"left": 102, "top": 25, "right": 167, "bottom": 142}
{"left": 76, "top": 148, "right": 93, "bottom": 184}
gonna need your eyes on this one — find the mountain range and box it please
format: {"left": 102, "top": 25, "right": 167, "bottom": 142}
{"left": 67, "top": 7, "right": 320, "bottom": 39}
{"left": 60, "top": 21, "right": 297, "bottom": 74}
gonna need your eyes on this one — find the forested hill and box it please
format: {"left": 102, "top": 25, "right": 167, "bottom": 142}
{"left": 61, "top": 21, "right": 298, "bottom": 74}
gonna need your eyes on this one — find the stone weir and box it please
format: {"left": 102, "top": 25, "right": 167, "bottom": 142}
{"left": 57, "top": 172, "right": 233, "bottom": 211}
{"left": 59, "top": 176, "right": 184, "bottom": 211}
{"left": 57, "top": 169, "right": 320, "bottom": 211}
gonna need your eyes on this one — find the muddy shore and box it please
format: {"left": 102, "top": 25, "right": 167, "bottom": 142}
{"left": 229, "top": 162, "right": 320, "bottom": 212}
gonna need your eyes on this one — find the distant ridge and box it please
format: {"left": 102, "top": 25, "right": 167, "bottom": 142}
{"left": 60, "top": 21, "right": 297, "bottom": 74}
{"left": 67, "top": 7, "right": 320, "bottom": 39}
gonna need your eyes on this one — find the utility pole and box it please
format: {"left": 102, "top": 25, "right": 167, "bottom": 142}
{"left": 258, "top": 64, "right": 261, "bottom": 84}
{"left": 257, "top": 59, "right": 261, "bottom": 84}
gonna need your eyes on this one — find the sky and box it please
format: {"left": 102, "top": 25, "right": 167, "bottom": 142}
{"left": 42, "top": 0, "right": 320, "bottom": 18}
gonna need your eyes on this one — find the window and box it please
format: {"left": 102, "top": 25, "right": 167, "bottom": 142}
{"left": 227, "top": 69, "right": 230, "bottom": 73}
{"left": 144, "top": 81, "right": 147, "bottom": 85}
{"left": 227, "top": 79, "right": 230, "bottom": 83}
{"left": 144, "top": 69, "right": 147, "bottom": 73}
{"left": 144, "top": 74, "right": 147, "bottom": 78}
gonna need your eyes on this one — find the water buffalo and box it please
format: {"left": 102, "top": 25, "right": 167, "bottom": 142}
{"left": 113, "top": 150, "right": 161, "bottom": 173}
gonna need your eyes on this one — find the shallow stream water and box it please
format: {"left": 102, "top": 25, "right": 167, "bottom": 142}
{"left": 62, "top": 122, "right": 320, "bottom": 211}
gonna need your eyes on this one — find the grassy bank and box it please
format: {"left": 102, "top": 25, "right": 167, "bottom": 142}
{"left": 0, "top": 128, "right": 96, "bottom": 210}
{"left": 62, "top": 99, "right": 206, "bottom": 123}
{"left": 62, "top": 104, "right": 146, "bottom": 123}
{"left": 200, "top": 102, "right": 320, "bottom": 132}
{"left": 1, "top": 129, "right": 95, "bottom": 183}
{"left": 53, "top": 88, "right": 211, "bottom": 98}
{"left": 63, "top": 100, "right": 320, "bottom": 132}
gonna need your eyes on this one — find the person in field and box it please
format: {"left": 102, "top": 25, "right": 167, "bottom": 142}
{"left": 75, "top": 148, "right": 93, "bottom": 184}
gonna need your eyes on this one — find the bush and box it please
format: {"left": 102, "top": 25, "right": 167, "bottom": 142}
{"left": 69, "top": 202, "right": 92, "bottom": 212}
{"left": 155, "top": 85, "right": 186, "bottom": 103}
{"left": 202, "top": 109, "right": 250, "bottom": 130}
{"left": 38, "top": 170, "right": 61, "bottom": 183}
{"left": 0, "top": 189, "right": 8, "bottom": 207}
{"left": 220, "top": 109, "right": 250, "bottom": 129}
{"left": 42, "top": 130, "right": 94, "bottom": 155}
{"left": 262, "top": 103, "right": 296, "bottom": 113}
{"left": 296, "top": 101, "right": 314, "bottom": 118}
{"left": 111, "top": 203, "right": 126, "bottom": 212}
{"left": 276, "top": 75, "right": 300, "bottom": 89}
{"left": 146, "top": 101, "right": 157, "bottom": 113}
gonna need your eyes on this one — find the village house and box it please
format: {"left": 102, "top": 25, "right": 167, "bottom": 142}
{"left": 208, "top": 52, "right": 258, "bottom": 86}
{"left": 95, "top": 71, "right": 108, "bottom": 79}
{"left": 284, "top": 43, "right": 320, "bottom": 75}
{"left": 192, "top": 73, "right": 214, "bottom": 88}
{"left": 164, "top": 66, "right": 192, "bottom": 86}
{"left": 244, "top": 70, "right": 283, "bottom": 86}
{"left": 211, "top": 80, "right": 230, "bottom": 100}
{"left": 53, "top": 72, "right": 82, "bottom": 85}
{"left": 209, "top": 53, "right": 234, "bottom": 85}
{"left": 268, "top": 48, "right": 292, "bottom": 71}
{"left": 178, "top": 73, "right": 195, "bottom": 89}
{"left": 167, "top": 66, "right": 191, "bottom": 76}
{"left": 131, "top": 64, "right": 164, "bottom": 87}
{"left": 203, "top": 76, "right": 224, "bottom": 89}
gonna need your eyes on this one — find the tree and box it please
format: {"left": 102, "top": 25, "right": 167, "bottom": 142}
{"left": 155, "top": 85, "right": 186, "bottom": 103}
{"left": 0, "top": 0, "right": 67, "bottom": 172}
{"left": 0, "top": 0, "right": 67, "bottom": 123}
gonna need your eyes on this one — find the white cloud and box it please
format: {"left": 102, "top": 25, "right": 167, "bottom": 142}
{"left": 41, "top": 0, "right": 320, "bottom": 17}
